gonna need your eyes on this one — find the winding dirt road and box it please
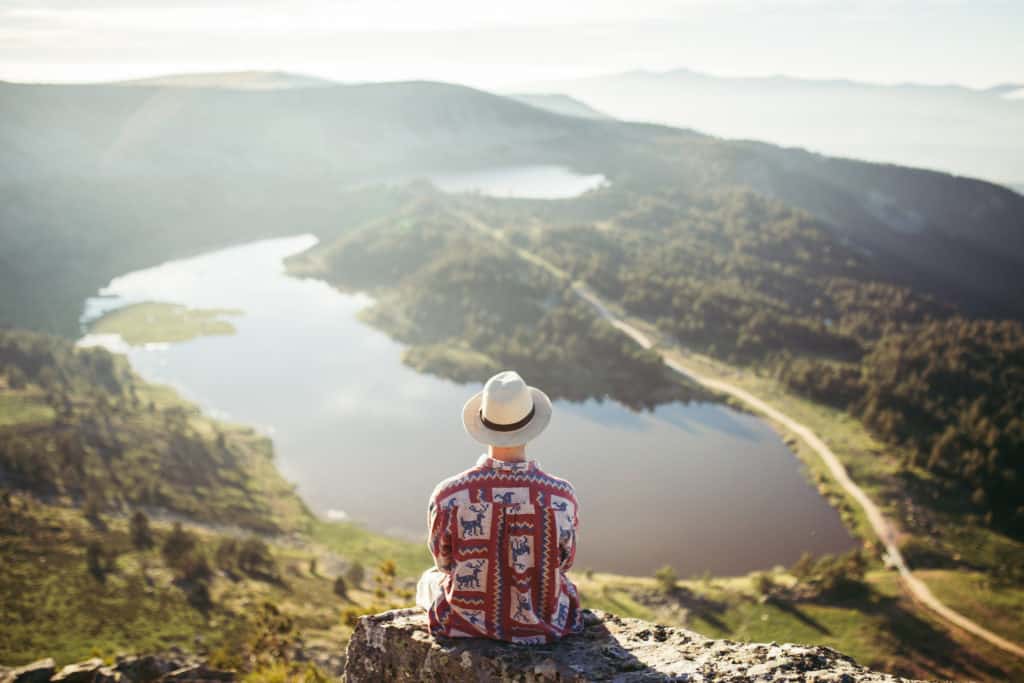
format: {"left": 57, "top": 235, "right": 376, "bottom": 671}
{"left": 458, "top": 206, "right": 1023, "bottom": 657}
{"left": 571, "top": 283, "right": 1024, "bottom": 660}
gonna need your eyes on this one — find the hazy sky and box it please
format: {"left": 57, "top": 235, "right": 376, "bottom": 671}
{"left": 1, "top": 0, "right": 1021, "bottom": 88}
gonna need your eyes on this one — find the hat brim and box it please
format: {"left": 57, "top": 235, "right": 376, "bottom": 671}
{"left": 462, "top": 386, "right": 553, "bottom": 447}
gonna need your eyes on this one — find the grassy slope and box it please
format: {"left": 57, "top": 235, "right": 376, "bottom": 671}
{"left": 0, "top": 494, "right": 426, "bottom": 667}
{"left": 0, "top": 332, "right": 428, "bottom": 668}
{"left": 88, "top": 302, "right": 242, "bottom": 346}
{"left": 9, "top": 334, "right": 1011, "bottom": 680}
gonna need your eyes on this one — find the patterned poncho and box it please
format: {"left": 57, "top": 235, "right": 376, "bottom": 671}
{"left": 425, "top": 454, "right": 584, "bottom": 643}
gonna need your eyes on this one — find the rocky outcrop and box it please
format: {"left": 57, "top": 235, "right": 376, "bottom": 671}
{"left": 1, "top": 659, "right": 56, "bottom": 683}
{"left": 51, "top": 659, "right": 105, "bottom": 683}
{"left": 0, "top": 656, "right": 234, "bottom": 683}
{"left": 345, "top": 608, "right": 926, "bottom": 682}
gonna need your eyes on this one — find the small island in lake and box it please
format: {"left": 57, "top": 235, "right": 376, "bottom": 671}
{"left": 88, "top": 302, "right": 243, "bottom": 346}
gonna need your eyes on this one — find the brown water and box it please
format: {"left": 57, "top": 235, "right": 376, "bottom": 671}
{"left": 80, "top": 234, "right": 857, "bottom": 576}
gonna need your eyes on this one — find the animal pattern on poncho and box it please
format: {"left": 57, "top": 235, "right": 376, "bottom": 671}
{"left": 426, "top": 455, "right": 583, "bottom": 643}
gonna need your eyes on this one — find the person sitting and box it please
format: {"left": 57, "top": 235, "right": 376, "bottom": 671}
{"left": 415, "top": 371, "right": 583, "bottom": 643}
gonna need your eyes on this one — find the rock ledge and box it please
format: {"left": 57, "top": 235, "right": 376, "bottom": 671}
{"left": 345, "top": 608, "right": 924, "bottom": 682}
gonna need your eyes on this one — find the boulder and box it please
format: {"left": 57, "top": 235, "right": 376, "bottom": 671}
{"left": 52, "top": 658, "right": 104, "bottom": 683}
{"left": 113, "top": 656, "right": 177, "bottom": 683}
{"left": 1, "top": 659, "right": 56, "bottom": 683}
{"left": 345, "top": 608, "right": 925, "bottom": 682}
{"left": 93, "top": 667, "right": 122, "bottom": 683}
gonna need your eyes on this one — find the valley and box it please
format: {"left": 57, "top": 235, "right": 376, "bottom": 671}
{"left": 2, "top": 326, "right": 1020, "bottom": 680}
{"left": 1, "top": 75, "right": 1022, "bottom": 681}
{"left": 74, "top": 234, "right": 855, "bottom": 577}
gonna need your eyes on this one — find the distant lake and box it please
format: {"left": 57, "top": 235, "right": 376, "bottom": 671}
{"left": 79, "top": 236, "right": 856, "bottom": 576}
{"left": 428, "top": 165, "right": 607, "bottom": 198}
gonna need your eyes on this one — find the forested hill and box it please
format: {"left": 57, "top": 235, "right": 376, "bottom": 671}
{"left": 0, "top": 328, "right": 308, "bottom": 532}
{"left": 1, "top": 77, "right": 1023, "bottom": 337}
{"left": 0, "top": 80, "right": 589, "bottom": 182}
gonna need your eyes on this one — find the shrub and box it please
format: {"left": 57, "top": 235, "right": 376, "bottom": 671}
{"left": 83, "top": 490, "right": 104, "bottom": 521}
{"left": 654, "top": 564, "right": 678, "bottom": 594}
{"left": 162, "top": 522, "right": 198, "bottom": 567}
{"left": 238, "top": 537, "right": 278, "bottom": 581}
{"left": 5, "top": 365, "right": 27, "bottom": 390}
{"left": 341, "top": 607, "right": 362, "bottom": 628}
{"left": 216, "top": 537, "right": 240, "bottom": 572}
{"left": 790, "top": 552, "right": 815, "bottom": 582}
{"left": 177, "top": 550, "right": 213, "bottom": 583}
{"left": 345, "top": 561, "right": 365, "bottom": 588}
{"left": 790, "top": 550, "right": 867, "bottom": 600}
{"left": 378, "top": 559, "right": 396, "bottom": 578}
{"left": 86, "top": 540, "right": 110, "bottom": 579}
{"left": 186, "top": 580, "right": 212, "bottom": 610}
{"left": 130, "top": 510, "right": 154, "bottom": 550}
{"left": 752, "top": 571, "right": 775, "bottom": 596}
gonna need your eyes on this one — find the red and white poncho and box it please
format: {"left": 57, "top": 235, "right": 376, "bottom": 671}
{"left": 425, "top": 454, "right": 584, "bottom": 643}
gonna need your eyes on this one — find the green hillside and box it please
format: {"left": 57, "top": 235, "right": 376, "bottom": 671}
{"left": 285, "top": 198, "right": 710, "bottom": 409}
{"left": 2, "top": 79, "right": 1024, "bottom": 336}
{"left": 1, "top": 77, "right": 1023, "bottom": 680}
{"left": 0, "top": 329, "right": 306, "bottom": 532}
{"left": 284, "top": 184, "right": 1024, "bottom": 678}
{"left": 0, "top": 328, "right": 430, "bottom": 673}
{"left": 2, "top": 327, "right": 1021, "bottom": 680}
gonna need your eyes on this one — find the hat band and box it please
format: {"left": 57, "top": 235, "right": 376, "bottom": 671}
{"left": 480, "top": 404, "right": 535, "bottom": 432}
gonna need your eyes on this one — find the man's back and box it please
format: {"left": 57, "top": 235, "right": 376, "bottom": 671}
{"left": 425, "top": 454, "right": 583, "bottom": 643}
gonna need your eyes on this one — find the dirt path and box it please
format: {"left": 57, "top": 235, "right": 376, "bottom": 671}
{"left": 572, "top": 282, "right": 1024, "bottom": 660}
{"left": 455, "top": 207, "right": 1024, "bottom": 659}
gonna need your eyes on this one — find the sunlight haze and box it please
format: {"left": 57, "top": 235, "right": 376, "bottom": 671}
{"left": 2, "top": 0, "right": 1022, "bottom": 88}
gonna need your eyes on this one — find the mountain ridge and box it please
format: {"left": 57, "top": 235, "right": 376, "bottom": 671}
{"left": 1, "top": 76, "right": 1023, "bottom": 335}
{"left": 516, "top": 67, "right": 1024, "bottom": 186}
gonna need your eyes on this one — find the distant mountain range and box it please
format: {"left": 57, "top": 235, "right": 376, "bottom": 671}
{"left": 1, "top": 72, "right": 1023, "bottom": 336}
{"left": 514, "top": 68, "right": 1024, "bottom": 187}
{"left": 112, "top": 69, "right": 336, "bottom": 90}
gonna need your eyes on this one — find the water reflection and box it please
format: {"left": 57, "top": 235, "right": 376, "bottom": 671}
{"left": 79, "top": 235, "right": 856, "bottom": 576}
{"left": 428, "top": 165, "right": 607, "bottom": 199}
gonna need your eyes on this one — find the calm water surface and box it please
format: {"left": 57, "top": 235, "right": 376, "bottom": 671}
{"left": 428, "top": 165, "right": 607, "bottom": 199}
{"left": 80, "top": 236, "right": 856, "bottom": 576}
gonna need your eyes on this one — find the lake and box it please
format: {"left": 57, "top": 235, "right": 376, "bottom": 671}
{"left": 79, "top": 236, "right": 857, "bottom": 576}
{"left": 428, "top": 165, "right": 607, "bottom": 199}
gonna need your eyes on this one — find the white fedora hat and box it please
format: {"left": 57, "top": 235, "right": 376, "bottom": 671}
{"left": 462, "top": 371, "right": 553, "bottom": 447}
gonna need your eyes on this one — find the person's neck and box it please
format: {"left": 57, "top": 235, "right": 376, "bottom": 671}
{"left": 489, "top": 445, "right": 527, "bottom": 463}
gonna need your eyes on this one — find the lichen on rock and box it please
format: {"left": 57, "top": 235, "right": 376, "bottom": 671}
{"left": 344, "top": 608, "right": 926, "bottom": 682}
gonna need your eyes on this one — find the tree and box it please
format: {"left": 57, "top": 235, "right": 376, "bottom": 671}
{"left": 130, "top": 510, "right": 154, "bottom": 550}
{"left": 333, "top": 576, "right": 348, "bottom": 600}
{"left": 215, "top": 538, "right": 240, "bottom": 573}
{"left": 162, "top": 522, "right": 197, "bottom": 567}
{"left": 654, "top": 565, "right": 678, "bottom": 594}
{"left": 790, "top": 552, "right": 816, "bottom": 583}
{"left": 186, "top": 580, "right": 212, "bottom": 611}
{"left": 5, "top": 365, "right": 27, "bottom": 390}
{"left": 82, "top": 489, "right": 104, "bottom": 522}
{"left": 752, "top": 571, "right": 775, "bottom": 597}
{"left": 86, "top": 540, "right": 113, "bottom": 580}
{"left": 378, "top": 559, "right": 396, "bottom": 579}
{"left": 177, "top": 551, "right": 212, "bottom": 583}
{"left": 345, "top": 561, "right": 366, "bottom": 588}
{"left": 238, "top": 537, "right": 277, "bottom": 581}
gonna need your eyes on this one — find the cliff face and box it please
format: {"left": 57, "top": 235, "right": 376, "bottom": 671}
{"left": 345, "top": 608, "right": 925, "bottom": 682}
